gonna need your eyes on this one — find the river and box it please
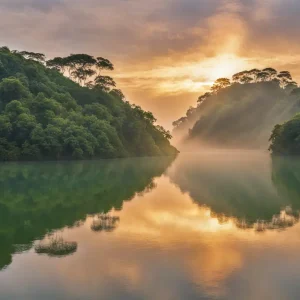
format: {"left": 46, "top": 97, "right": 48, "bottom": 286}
{"left": 1, "top": 151, "right": 300, "bottom": 299}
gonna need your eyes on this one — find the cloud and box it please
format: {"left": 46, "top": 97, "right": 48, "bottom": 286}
{"left": 0, "top": 0, "right": 300, "bottom": 128}
{"left": 0, "top": 0, "right": 64, "bottom": 12}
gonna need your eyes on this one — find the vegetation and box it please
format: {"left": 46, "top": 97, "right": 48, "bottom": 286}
{"left": 91, "top": 214, "right": 120, "bottom": 232}
{"left": 0, "top": 46, "right": 177, "bottom": 161}
{"left": 35, "top": 236, "right": 77, "bottom": 257}
{"left": 0, "top": 156, "right": 174, "bottom": 270}
{"left": 269, "top": 91, "right": 300, "bottom": 155}
{"left": 173, "top": 68, "right": 300, "bottom": 148}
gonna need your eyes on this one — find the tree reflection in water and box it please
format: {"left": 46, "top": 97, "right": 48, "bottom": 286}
{"left": 168, "top": 152, "right": 300, "bottom": 233}
{"left": 0, "top": 156, "right": 174, "bottom": 270}
{"left": 35, "top": 236, "right": 77, "bottom": 257}
{"left": 91, "top": 214, "right": 120, "bottom": 232}
{"left": 236, "top": 206, "right": 300, "bottom": 232}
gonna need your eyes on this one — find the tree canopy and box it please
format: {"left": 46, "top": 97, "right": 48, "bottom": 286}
{"left": 46, "top": 53, "right": 114, "bottom": 87}
{"left": 269, "top": 113, "right": 300, "bottom": 155}
{"left": 0, "top": 46, "right": 177, "bottom": 161}
{"left": 173, "top": 67, "right": 300, "bottom": 148}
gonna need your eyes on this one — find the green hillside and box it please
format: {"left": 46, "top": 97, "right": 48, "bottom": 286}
{"left": 173, "top": 68, "right": 300, "bottom": 148}
{"left": 269, "top": 111, "right": 300, "bottom": 155}
{"left": 0, "top": 47, "right": 177, "bottom": 161}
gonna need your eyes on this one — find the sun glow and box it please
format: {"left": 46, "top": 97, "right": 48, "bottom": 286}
{"left": 208, "top": 54, "right": 250, "bottom": 81}
{"left": 117, "top": 54, "right": 251, "bottom": 96}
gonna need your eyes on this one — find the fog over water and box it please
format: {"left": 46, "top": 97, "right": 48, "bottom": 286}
{"left": 1, "top": 151, "right": 300, "bottom": 299}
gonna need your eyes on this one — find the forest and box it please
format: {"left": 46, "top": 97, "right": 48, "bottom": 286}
{"left": 0, "top": 47, "right": 178, "bottom": 161}
{"left": 173, "top": 68, "right": 300, "bottom": 153}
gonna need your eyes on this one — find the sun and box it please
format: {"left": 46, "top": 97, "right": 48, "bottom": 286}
{"left": 208, "top": 54, "right": 249, "bottom": 81}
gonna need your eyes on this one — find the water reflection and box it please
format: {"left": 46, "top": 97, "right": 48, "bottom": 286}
{"left": 237, "top": 206, "right": 300, "bottom": 232}
{"left": 91, "top": 214, "right": 120, "bottom": 232}
{"left": 2, "top": 152, "right": 300, "bottom": 299}
{"left": 35, "top": 236, "right": 77, "bottom": 257}
{"left": 169, "top": 151, "right": 300, "bottom": 231}
{"left": 0, "top": 157, "right": 174, "bottom": 270}
{"left": 272, "top": 156, "right": 300, "bottom": 203}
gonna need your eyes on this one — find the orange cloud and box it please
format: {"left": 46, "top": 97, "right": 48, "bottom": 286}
{"left": 1, "top": 0, "right": 300, "bottom": 129}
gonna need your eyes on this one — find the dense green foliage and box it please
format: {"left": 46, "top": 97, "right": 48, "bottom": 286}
{"left": 0, "top": 47, "right": 177, "bottom": 161}
{"left": 173, "top": 68, "right": 300, "bottom": 148}
{"left": 0, "top": 156, "right": 174, "bottom": 270}
{"left": 269, "top": 111, "right": 300, "bottom": 155}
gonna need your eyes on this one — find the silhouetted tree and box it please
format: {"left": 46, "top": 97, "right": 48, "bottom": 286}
{"left": 211, "top": 78, "right": 231, "bottom": 93}
{"left": 96, "top": 57, "right": 114, "bottom": 75}
{"left": 240, "top": 75, "right": 253, "bottom": 84}
{"left": 232, "top": 71, "right": 250, "bottom": 83}
{"left": 18, "top": 51, "right": 46, "bottom": 63}
{"left": 277, "top": 71, "right": 293, "bottom": 87}
{"left": 197, "top": 92, "right": 211, "bottom": 105}
{"left": 92, "top": 75, "right": 116, "bottom": 92}
{"left": 46, "top": 57, "right": 68, "bottom": 73}
{"left": 109, "top": 89, "right": 125, "bottom": 100}
{"left": 263, "top": 68, "right": 277, "bottom": 78}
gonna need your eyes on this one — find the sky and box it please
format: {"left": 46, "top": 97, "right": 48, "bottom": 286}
{"left": 1, "top": 0, "right": 300, "bottom": 129}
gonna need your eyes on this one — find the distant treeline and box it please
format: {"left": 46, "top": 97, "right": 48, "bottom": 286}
{"left": 173, "top": 68, "right": 300, "bottom": 151}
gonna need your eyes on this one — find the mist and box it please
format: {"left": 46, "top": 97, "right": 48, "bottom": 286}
{"left": 167, "top": 150, "right": 300, "bottom": 227}
{"left": 173, "top": 80, "right": 300, "bottom": 150}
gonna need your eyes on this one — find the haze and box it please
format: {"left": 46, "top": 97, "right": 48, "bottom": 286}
{"left": 2, "top": 0, "right": 300, "bottom": 129}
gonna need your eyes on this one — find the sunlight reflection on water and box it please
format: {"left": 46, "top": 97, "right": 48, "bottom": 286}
{"left": 1, "top": 151, "right": 300, "bottom": 299}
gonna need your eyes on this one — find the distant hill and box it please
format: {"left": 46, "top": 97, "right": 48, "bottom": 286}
{"left": 0, "top": 47, "right": 177, "bottom": 161}
{"left": 173, "top": 68, "right": 300, "bottom": 148}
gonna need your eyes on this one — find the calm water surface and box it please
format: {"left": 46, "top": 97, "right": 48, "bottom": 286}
{"left": 1, "top": 151, "right": 300, "bottom": 299}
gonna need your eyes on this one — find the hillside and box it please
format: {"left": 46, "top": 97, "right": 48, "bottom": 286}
{"left": 173, "top": 68, "right": 300, "bottom": 148}
{"left": 0, "top": 47, "right": 178, "bottom": 161}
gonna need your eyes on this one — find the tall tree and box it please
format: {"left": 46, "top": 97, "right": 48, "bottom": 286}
{"left": 256, "top": 71, "right": 269, "bottom": 82}
{"left": 211, "top": 78, "right": 231, "bottom": 93}
{"left": 96, "top": 57, "right": 114, "bottom": 75}
{"left": 232, "top": 71, "right": 250, "bottom": 83}
{"left": 262, "top": 68, "right": 277, "bottom": 79}
{"left": 277, "top": 71, "right": 293, "bottom": 87}
{"left": 65, "top": 54, "right": 96, "bottom": 84}
{"left": 248, "top": 69, "right": 260, "bottom": 81}
{"left": 18, "top": 51, "right": 46, "bottom": 63}
{"left": 71, "top": 68, "right": 96, "bottom": 86}
{"left": 46, "top": 57, "right": 68, "bottom": 73}
{"left": 92, "top": 76, "right": 116, "bottom": 92}
{"left": 240, "top": 75, "right": 253, "bottom": 84}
